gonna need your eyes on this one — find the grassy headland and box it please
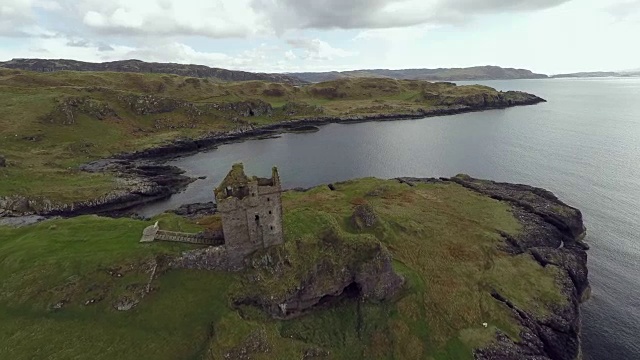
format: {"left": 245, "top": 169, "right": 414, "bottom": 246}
{"left": 0, "top": 68, "right": 542, "bottom": 207}
{"left": 0, "top": 178, "right": 569, "bottom": 359}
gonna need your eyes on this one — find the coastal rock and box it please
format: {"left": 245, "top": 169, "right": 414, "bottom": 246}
{"left": 449, "top": 174, "right": 586, "bottom": 242}
{"left": 398, "top": 176, "right": 588, "bottom": 360}
{"left": 233, "top": 238, "right": 404, "bottom": 319}
{"left": 435, "top": 91, "right": 545, "bottom": 109}
{"left": 0, "top": 160, "right": 193, "bottom": 217}
{"left": 444, "top": 176, "right": 588, "bottom": 360}
{"left": 170, "top": 202, "right": 217, "bottom": 218}
{"left": 351, "top": 203, "right": 379, "bottom": 229}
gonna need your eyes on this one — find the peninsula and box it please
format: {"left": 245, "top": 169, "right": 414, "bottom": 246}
{"left": 0, "top": 168, "right": 589, "bottom": 359}
{"left": 0, "top": 66, "right": 544, "bottom": 217}
{"left": 0, "top": 65, "right": 590, "bottom": 360}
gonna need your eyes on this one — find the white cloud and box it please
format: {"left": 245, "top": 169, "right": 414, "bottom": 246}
{"left": 607, "top": 0, "right": 640, "bottom": 21}
{"left": 60, "top": 0, "right": 267, "bottom": 38}
{"left": 286, "top": 38, "right": 355, "bottom": 60}
{"left": 0, "top": 0, "right": 638, "bottom": 74}
{"left": 251, "top": 0, "right": 572, "bottom": 31}
{"left": 284, "top": 50, "right": 296, "bottom": 60}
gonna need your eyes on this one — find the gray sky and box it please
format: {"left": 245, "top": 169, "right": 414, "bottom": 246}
{"left": 0, "top": 0, "right": 638, "bottom": 74}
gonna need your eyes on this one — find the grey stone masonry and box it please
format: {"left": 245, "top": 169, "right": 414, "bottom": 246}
{"left": 214, "top": 163, "right": 284, "bottom": 261}
{"left": 143, "top": 163, "right": 284, "bottom": 271}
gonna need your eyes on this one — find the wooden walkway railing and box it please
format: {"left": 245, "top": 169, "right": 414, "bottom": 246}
{"left": 140, "top": 222, "right": 223, "bottom": 245}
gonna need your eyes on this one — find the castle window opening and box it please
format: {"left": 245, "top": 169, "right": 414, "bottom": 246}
{"left": 255, "top": 214, "right": 260, "bottom": 222}
{"left": 270, "top": 226, "right": 274, "bottom": 231}
{"left": 269, "top": 211, "right": 272, "bottom": 214}
{"left": 267, "top": 197, "right": 270, "bottom": 202}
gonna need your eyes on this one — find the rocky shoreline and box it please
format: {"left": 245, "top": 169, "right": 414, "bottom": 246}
{"left": 167, "top": 175, "right": 589, "bottom": 360}
{"left": 118, "top": 96, "right": 546, "bottom": 161}
{"left": 0, "top": 95, "right": 545, "bottom": 219}
{"left": 399, "top": 176, "right": 589, "bottom": 360}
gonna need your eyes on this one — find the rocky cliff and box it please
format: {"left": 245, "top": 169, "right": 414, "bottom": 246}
{"left": 401, "top": 175, "right": 589, "bottom": 360}
{"left": 172, "top": 227, "right": 405, "bottom": 319}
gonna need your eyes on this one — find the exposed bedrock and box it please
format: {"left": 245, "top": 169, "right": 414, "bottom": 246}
{"left": 234, "top": 241, "right": 405, "bottom": 319}
{"left": 0, "top": 160, "right": 193, "bottom": 218}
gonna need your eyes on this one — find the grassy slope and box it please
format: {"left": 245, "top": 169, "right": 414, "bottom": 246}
{"left": 0, "top": 179, "right": 566, "bottom": 359}
{"left": 0, "top": 68, "right": 501, "bottom": 204}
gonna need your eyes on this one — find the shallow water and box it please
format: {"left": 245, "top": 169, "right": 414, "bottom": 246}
{"left": 138, "top": 78, "right": 640, "bottom": 359}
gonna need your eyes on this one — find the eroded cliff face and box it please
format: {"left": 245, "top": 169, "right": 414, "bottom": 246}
{"left": 171, "top": 227, "right": 405, "bottom": 319}
{"left": 235, "top": 239, "right": 404, "bottom": 319}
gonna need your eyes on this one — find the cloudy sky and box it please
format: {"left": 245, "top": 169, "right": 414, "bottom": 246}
{"left": 1, "top": 0, "right": 638, "bottom": 74}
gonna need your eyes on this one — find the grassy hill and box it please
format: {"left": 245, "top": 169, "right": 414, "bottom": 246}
{"left": 0, "top": 68, "right": 539, "bottom": 207}
{"left": 0, "top": 58, "right": 305, "bottom": 85}
{"left": 0, "top": 177, "right": 570, "bottom": 359}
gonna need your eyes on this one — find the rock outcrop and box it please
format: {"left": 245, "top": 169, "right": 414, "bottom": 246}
{"left": 171, "top": 227, "right": 405, "bottom": 320}
{"left": 43, "top": 96, "right": 119, "bottom": 124}
{"left": 351, "top": 203, "right": 379, "bottom": 230}
{"left": 170, "top": 202, "right": 217, "bottom": 218}
{"left": 435, "top": 91, "right": 544, "bottom": 108}
{"left": 0, "top": 160, "right": 193, "bottom": 217}
{"left": 233, "top": 238, "right": 405, "bottom": 319}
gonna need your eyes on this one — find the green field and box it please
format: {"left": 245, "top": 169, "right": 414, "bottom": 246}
{"left": 0, "top": 178, "right": 566, "bottom": 359}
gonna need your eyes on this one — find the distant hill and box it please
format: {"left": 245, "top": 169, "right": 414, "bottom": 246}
{"left": 289, "top": 66, "right": 549, "bottom": 82}
{"left": 551, "top": 71, "right": 621, "bottom": 78}
{"left": 551, "top": 70, "right": 640, "bottom": 78}
{"left": 0, "top": 58, "right": 306, "bottom": 85}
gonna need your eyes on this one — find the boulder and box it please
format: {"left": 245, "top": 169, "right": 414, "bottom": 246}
{"left": 351, "top": 203, "right": 379, "bottom": 230}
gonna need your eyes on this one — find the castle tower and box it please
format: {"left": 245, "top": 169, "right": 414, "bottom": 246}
{"left": 214, "top": 164, "right": 284, "bottom": 257}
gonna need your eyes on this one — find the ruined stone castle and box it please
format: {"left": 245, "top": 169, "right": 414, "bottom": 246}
{"left": 214, "top": 163, "right": 284, "bottom": 255}
{"left": 141, "top": 163, "right": 284, "bottom": 270}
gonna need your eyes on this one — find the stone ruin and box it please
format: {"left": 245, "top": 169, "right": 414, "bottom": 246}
{"left": 141, "top": 163, "right": 284, "bottom": 270}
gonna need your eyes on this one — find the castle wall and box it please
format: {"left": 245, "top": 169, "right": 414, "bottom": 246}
{"left": 218, "top": 183, "right": 283, "bottom": 256}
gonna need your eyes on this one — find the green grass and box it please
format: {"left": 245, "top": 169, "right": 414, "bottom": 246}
{"left": 0, "top": 178, "right": 568, "bottom": 359}
{"left": 0, "top": 69, "right": 530, "bottom": 205}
